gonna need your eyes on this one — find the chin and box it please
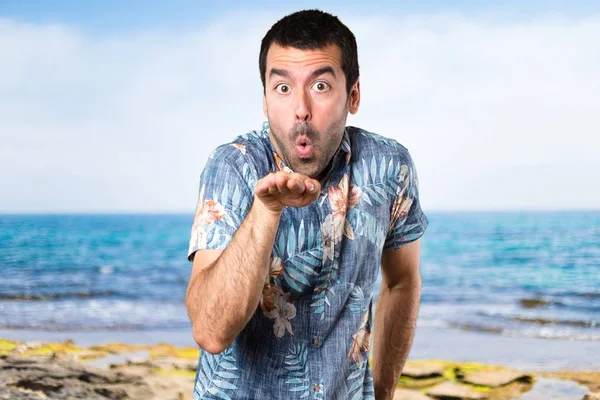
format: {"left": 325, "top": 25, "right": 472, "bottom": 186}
{"left": 293, "top": 166, "right": 315, "bottom": 178}
{"left": 306, "top": 168, "right": 324, "bottom": 180}
{"left": 291, "top": 157, "right": 324, "bottom": 178}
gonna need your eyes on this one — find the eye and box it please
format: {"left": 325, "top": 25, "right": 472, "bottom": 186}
{"left": 275, "top": 83, "right": 290, "bottom": 94}
{"left": 312, "top": 81, "right": 330, "bottom": 92}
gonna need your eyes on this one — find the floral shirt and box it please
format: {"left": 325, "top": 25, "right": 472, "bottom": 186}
{"left": 187, "top": 121, "right": 428, "bottom": 399}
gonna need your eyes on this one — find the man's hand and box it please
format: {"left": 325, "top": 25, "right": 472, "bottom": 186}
{"left": 188, "top": 170, "right": 319, "bottom": 353}
{"left": 254, "top": 171, "right": 321, "bottom": 215}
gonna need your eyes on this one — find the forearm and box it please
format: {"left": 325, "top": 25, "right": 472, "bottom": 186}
{"left": 372, "top": 276, "right": 422, "bottom": 399}
{"left": 186, "top": 198, "right": 281, "bottom": 352}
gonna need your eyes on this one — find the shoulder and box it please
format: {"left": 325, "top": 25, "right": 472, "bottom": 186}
{"left": 206, "top": 128, "right": 271, "bottom": 171}
{"left": 202, "top": 127, "right": 273, "bottom": 191}
{"left": 346, "top": 126, "right": 413, "bottom": 165}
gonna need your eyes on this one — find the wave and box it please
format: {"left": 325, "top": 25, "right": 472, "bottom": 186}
{"left": 474, "top": 310, "right": 598, "bottom": 328}
{"left": 511, "top": 316, "right": 598, "bottom": 328}
{"left": 438, "top": 322, "right": 600, "bottom": 341}
{"left": 449, "top": 322, "right": 504, "bottom": 334}
{"left": 0, "top": 321, "right": 191, "bottom": 332}
{"left": 518, "top": 296, "right": 600, "bottom": 313}
{"left": 0, "top": 290, "right": 123, "bottom": 301}
{"left": 502, "top": 329, "right": 600, "bottom": 341}
{"left": 534, "top": 290, "right": 600, "bottom": 300}
{"left": 557, "top": 291, "right": 600, "bottom": 300}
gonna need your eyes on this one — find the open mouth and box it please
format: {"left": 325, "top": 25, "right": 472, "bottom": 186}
{"left": 295, "top": 137, "right": 313, "bottom": 158}
{"left": 296, "top": 136, "right": 311, "bottom": 146}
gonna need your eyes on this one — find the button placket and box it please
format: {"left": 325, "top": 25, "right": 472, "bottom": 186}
{"left": 309, "top": 189, "right": 329, "bottom": 398}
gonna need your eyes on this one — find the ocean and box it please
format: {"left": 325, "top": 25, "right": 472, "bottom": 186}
{"left": 1, "top": 211, "right": 599, "bottom": 344}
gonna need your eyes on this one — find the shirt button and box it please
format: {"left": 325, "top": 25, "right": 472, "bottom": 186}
{"left": 313, "top": 384, "right": 320, "bottom": 392}
{"left": 312, "top": 337, "right": 319, "bottom": 345}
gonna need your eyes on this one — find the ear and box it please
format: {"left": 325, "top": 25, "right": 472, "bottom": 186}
{"left": 348, "top": 80, "right": 360, "bottom": 115}
{"left": 263, "top": 95, "right": 268, "bottom": 118}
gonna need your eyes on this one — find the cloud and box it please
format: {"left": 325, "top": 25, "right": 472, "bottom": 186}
{"left": 0, "top": 11, "right": 598, "bottom": 212}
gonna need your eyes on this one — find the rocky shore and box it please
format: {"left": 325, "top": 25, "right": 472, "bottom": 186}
{"left": 1, "top": 338, "right": 598, "bottom": 399}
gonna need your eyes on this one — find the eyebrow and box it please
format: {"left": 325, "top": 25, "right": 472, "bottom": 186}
{"left": 268, "top": 66, "right": 337, "bottom": 82}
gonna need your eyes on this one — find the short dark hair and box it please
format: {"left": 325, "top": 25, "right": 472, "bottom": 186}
{"left": 259, "top": 9, "right": 359, "bottom": 95}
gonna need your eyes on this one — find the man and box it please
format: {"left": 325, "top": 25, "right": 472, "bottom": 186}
{"left": 186, "top": 9, "right": 428, "bottom": 400}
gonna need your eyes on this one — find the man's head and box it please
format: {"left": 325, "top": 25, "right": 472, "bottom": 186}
{"left": 259, "top": 10, "right": 361, "bottom": 179}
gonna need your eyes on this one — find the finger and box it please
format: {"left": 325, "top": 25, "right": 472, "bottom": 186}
{"left": 288, "top": 172, "right": 306, "bottom": 181}
{"left": 287, "top": 177, "right": 305, "bottom": 194}
{"left": 304, "top": 179, "right": 319, "bottom": 194}
{"left": 286, "top": 173, "right": 316, "bottom": 194}
{"left": 268, "top": 175, "right": 280, "bottom": 194}
{"left": 255, "top": 183, "right": 267, "bottom": 196}
{"left": 274, "top": 173, "right": 291, "bottom": 193}
{"left": 259, "top": 174, "right": 279, "bottom": 195}
{"left": 255, "top": 176, "right": 270, "bottom": 195}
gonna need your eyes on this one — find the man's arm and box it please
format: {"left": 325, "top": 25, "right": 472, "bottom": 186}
{"left": 372, "top": 238, "right": 422, "bottom": 399}
{"left": 185, "top": 171, "right": 320, "bottom": 354}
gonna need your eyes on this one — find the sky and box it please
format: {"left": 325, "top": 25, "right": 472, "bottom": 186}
{"left": 1, "top": 1, "right": 599, "bottom": 213}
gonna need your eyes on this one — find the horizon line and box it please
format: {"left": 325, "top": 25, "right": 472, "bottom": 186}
{"left": 1, "top": 208, "right": 599, "bottom": 216}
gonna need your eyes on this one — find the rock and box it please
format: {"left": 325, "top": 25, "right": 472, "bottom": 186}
{"left": 460, "top": 370, "right": 533, "bottom": 387}
{"left": 583, "top": 393, "right": 600, "bottom": 400}
{"left": 151, "top": 357, "right": 197, "bottom": 371}
{"left": 0, "top": 386, "right": 47, "bottom": 400}
{"left": 0, "top": 354, "right": 153, "bottom": 399}
{"left": 393, "top": 387, "right": 435, "bottom": 399}
{"left": 14, "top": 342, "right": 43, "bottom": 353}
{"left": 402, "top": 364, "right": 446, "bottom": 379}
{"left": 519, "top": 299, "right": 551, "bottom": 308}
{"left": 112, "top": 356, "right": 196, "bottom": 372}
{"left": 74, "top": 350, "right": 107, "bottom": 362}
{"left": 126, "top": 357, "right": 152, "bottom": 366}
{"left": 426, "top": 381, "right": 487, "bottom": 399}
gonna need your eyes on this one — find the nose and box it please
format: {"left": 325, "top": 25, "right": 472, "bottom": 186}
{"left": 294, "top": 88, "right": 311, "bottom": 122}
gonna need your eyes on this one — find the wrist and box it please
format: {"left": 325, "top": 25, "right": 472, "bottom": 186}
{"left": 252, "top": 196, "right": 283, "bottom": 219}
{"left": 374, "top": 386, "right": 394, "bottom": 400}
{"left": 374, "top": 376, "right": 396, "bottom": 399}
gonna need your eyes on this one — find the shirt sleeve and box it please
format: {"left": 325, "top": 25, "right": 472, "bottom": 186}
{"left": 187, "top": 145, "right": 255, "bottom": 262}
{"left": 383, "top": 150, "right": 429, "bottom": 251}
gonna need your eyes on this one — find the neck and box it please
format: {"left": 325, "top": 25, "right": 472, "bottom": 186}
{"left": 316, "top": 156, "right": 335, "bottom": 185}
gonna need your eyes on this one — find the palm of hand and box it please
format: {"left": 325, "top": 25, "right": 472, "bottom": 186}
{"left": 255, "top": 172, "right": 321, "bottom": 213}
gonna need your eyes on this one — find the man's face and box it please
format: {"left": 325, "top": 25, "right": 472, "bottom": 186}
{"left": 263, "top": 43, "right": 360, "bottom": 179}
